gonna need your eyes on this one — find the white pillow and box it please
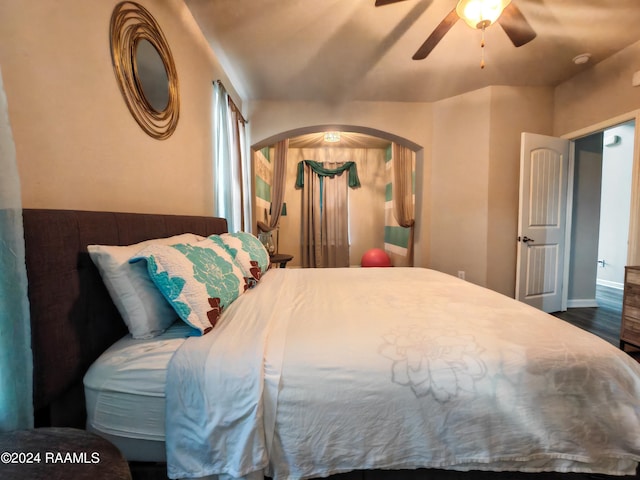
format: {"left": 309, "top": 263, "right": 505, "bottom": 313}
{"left": 88, "top": 233, "right": 204, "bottom": 339}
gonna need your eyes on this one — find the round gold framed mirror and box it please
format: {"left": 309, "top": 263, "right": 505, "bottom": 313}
{"left": 110, "top": 1, "right": 179, "bottom": 140}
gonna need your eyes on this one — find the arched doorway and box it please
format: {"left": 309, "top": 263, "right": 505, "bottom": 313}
{"left": 251, "top": 125, "right": 423, "bottom": 268}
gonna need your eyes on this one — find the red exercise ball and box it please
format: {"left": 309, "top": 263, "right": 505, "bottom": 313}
{"left": 361, "top": 248, "right": 392, "bottom": 267}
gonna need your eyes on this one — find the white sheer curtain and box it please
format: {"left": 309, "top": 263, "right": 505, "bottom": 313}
{"left": 0, "top": 66, "right": 33, "bottom": 431}
{"left": 213, "top": 81, "right": 250, "bottom": 232}
{"left": 239, "top": 119, "right": 251, "bottom": 231}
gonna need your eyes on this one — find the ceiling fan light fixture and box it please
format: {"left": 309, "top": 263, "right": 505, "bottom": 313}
{"left": 456, "top": 0, "right": 511, "bottom": 29}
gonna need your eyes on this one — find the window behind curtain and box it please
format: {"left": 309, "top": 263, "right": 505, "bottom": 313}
{"left": 213, "top": 81, "right": 250, "bottom": 232}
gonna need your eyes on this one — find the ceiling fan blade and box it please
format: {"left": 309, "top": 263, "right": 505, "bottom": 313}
{"left": 497, "top": 2, "right": 537, "bottom": 47}
{"left": 412, "top": 8, "right": 459, "bottom": 60}
{"left": 375, "top": 0, "right": 408, "bottom": 6}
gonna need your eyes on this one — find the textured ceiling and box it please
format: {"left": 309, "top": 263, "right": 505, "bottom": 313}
{"left": 186, "top": 0, "right": 640, "bottom": 103}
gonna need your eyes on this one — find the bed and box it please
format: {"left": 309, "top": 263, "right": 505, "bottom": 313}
{"left": 23, "top": 209, "right": 640, "bottom": 480}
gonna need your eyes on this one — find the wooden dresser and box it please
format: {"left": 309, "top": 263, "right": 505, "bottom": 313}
{"left": 620, "top": 266, "right": 640, "bottom": 351}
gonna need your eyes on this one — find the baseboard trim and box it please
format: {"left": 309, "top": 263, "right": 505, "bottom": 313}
{"left": 596, "top": 279, "right": 624, "bottom": 290}
{"left": 567, "top": 298, "right": 599, "bottom": 308}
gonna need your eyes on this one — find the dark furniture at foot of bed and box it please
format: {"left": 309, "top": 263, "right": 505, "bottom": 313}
{"left": 0, "top": 427, "right": 132, "bottom": 480}
{"left": 22, "top": 209, "right": 228, "bottom": 428}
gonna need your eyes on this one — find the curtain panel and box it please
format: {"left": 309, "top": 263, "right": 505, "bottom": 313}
{"left": 0, "top": 66, "right": 33, "bottom": 431}
{"left": 391, "top": 143, "right": 415, "bottom": 265}
{"left": 258, "top": 139, "right": 288, "bottom": 233}
{"left": 213, "top": 81, "right": 250, "bottom": 233}
{"left": 299, "top": 162, "right": 350, "bottom": 268}
{"left": 301, "top": 162, "right": 322, "bottom": 267}
{"left": 229, "top": 99, "right": 250, "bottom": 231}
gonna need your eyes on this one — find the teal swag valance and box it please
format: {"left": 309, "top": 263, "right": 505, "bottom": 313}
{"left": 295, "top": 160, "right": 361, "bottom": 189}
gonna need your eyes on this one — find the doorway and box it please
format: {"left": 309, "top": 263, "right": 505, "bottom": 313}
{"left": 555, "top": 120, "right": 635, "bottom": 345}
{"left": 566, "top": 120, "right": 634, "bottom": 306}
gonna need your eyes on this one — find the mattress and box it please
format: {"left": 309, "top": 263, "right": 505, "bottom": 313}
{"left": 83, "top": 322, "right": 192, "bottom": 461}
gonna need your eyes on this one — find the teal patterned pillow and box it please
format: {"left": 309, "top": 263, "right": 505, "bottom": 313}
{"left": 130, "top": 238, "right": 248, "bottom": 335}
{"left": 210, "top": 232, "right": 270, "bottom": 287}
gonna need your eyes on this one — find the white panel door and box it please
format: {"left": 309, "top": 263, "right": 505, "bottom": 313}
{"left": 516, "top": 133, "right": 570, "bottom": 312}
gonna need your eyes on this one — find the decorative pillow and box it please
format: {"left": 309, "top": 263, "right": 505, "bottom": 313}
{"left": 210, "top": 232, "right": 270, "bottom": 287}
{"left": 130, "top": 238, "right": 248, "bottom": 335}
{"left": 88, "top": 233, "right": 204, "bottom": 339}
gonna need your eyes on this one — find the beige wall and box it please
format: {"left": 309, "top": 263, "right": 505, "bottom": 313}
{"left": 554, "top": 39, "right": 640, "bottom": 136}
{"left": 431, "top": 88, "right": 492, "bottom": 286}
{"left": 0, "top": 0, "right": 240, "bottom": 216}
{"left": 349, "top": 149, "right": 387, "bottom": 264}
{"left": 486, "top": 86, "right": 554, "bottom": 295}
{"left": 430, "top": 86, "right": 554, "bottom": 296}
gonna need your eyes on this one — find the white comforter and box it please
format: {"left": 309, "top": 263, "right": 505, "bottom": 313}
{"left": 165, "top": 267, "right": 640, "bottom": 480}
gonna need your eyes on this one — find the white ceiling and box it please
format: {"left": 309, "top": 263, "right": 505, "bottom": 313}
{"left": 185, "top": 0, "right": 640, "bottom": 104}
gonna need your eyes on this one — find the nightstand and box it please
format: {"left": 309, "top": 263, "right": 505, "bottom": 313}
{"left": 270, "top": 253, "right": 293, "bottom": 268}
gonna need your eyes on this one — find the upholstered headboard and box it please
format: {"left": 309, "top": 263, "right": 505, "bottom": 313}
{"left": 22, "top": 209, "right": 228, "bottom": 427}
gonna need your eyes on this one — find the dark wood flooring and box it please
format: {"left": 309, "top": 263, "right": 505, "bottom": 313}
{"left": 551, "top": 285, "right": 623, "bottom": 347}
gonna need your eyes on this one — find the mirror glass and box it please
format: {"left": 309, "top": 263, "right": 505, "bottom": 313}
{"left": 135, "top": 39, "right": 169, "bottom": 112}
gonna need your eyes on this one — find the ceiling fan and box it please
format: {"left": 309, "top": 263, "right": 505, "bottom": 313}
{"left": 376, "top": 0, "right": 537, "bottom": 61}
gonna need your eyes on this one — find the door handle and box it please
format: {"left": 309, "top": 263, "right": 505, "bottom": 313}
{"left": 518, "top": 236, "right": 535, "bottom": 243}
